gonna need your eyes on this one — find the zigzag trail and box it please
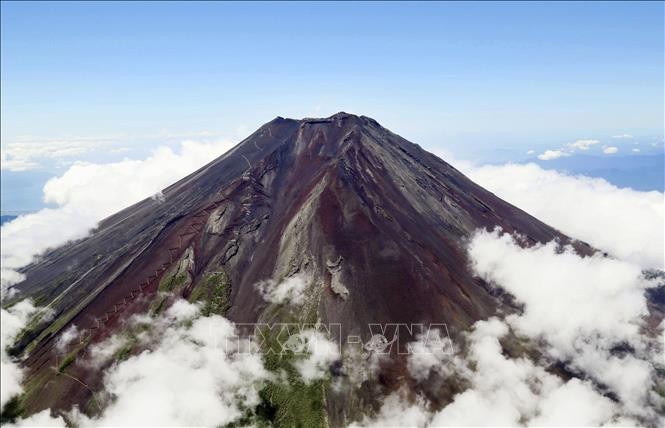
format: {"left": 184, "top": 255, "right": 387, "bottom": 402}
{"left": 53, "top": 196, "right": 225, "bottom": 366}
{"left": 53, "top": 146, "right": 264, "bottom": 374}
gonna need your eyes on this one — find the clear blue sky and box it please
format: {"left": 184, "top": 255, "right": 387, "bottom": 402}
{"left": 1, "top": 1, "right": 663, "bottom": 157}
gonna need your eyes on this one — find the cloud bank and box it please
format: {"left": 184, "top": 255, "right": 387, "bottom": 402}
{"left": 4, "top": 299, "right": 341, "bottom": 426}
{"left": 363, "top": 229, "right": 663, "bottom": 426}
{"left": 1, "top": 300, "right": 39, "bottom": 408}
{"left": 2, "top": 143, "right": 663, "bottom": 425}
{"left": 74, "top": 301, "right": 271, "bottom": 427}
{"left": 1, "top": 140, "right": 95, "bottom": 172}
{"left": 1, "top": 139, "right": 234, "bottom": 293}
{"left": 429, "top": 318, "right": 631, "bottom": 427}
{"left": 256, "top": 275, "right": 308, "bottom": 306}
{"left": 468, "top": 229, "right": 662, "bottom": 419}
{"left": 292, "top": 330, "right": 341, "bottom": 383}
{"left": 462, "top": 162, "right": 664, "bottom": 268}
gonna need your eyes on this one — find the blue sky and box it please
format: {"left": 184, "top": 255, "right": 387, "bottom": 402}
{"left": 1, "top": 1, "right": 663, "bottom": 210}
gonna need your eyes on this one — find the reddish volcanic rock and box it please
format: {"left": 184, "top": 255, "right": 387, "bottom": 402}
{"left": 7, "top": 112, "right": 591, "bottom": 422}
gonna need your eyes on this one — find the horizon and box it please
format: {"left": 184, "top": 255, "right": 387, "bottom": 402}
{"left": 2, "top": 2, "right": 663, "bottom": 213}
{"left": 1, "top": 2, "right": 664, "bottom": 427}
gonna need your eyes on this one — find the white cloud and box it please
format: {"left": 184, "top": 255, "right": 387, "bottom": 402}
{"left": 461, "top": 163, "right": 664, "bottom": 268}
{"left": 1, "top": 138, "right": 235, "bottom": 292}
{"left": 349, "top": 391, "right": 430, "bottom": 428}
{"left": 567, "top": 139, "right": 600, "bottom": 151}
{"left": 603, "top": 146, "right": 619, "bottom": 154}
{"left": 256, "top": 275, "right": 307, "bottom": 305}
{"left": 369, "top": 317, "right": 629, "bottom": 427}
{"left": 468, "top": 230, "right": 649, "bottom": 350}
{"left": 5, "top": 409, "right": 66, "bottom": 427}
{"left": 0, "top": 131, "right": 234, "bottom": 172}
{"left": 164, "top": 299, "right": 201, "bottom": 322}
{"left": 612, "top": 134, "right": 634, "bottom": 139}
{"left": 292, "top": 330, "right": 340, "bottom": 383}
{"left": 150, "top": 190, "right": 165, "bottom": 204}
{"left": 55, "top": 325, "right": 80, "bottom": 352}
{"left": 467, "top": 230, "right": 661, "bottom": 420}
{"left": 85, "top": 335, "right": 129, "bottom": 369}
{"left": 536, "top": 150, "right": 568, "bottom": 161}
{"left": 2, "top": 139, "right": 663, "bottom": 426}
{"left": 72, "top": 300, "right": 270, "bottom": 427}
{"left": 528, "top": 379, "right": 620, "bottom": 426}
{"left": 428, "top": 318, "right": 625, "bottom": 427}
{"left": 406, "top": 328, "right": 455, "bottom": 381}
{"left": 0, "top": 139, "right": 104, "bottom": 172}
{"left": 365, "top": 227, "right": 663, "bottom": 426}
{"left": 0, "top": 151, "right": 39, "bottom": 172}
{"left": 526, "top": 150, "right": 535, "bottom": 155}
{"left": 532, "top": 138, "right": 608, "bottom": 161}
{"left": 1, "top": 271, "right": 25, "bottom": 298}
{"left": 1, "top": 300, "right": 38, "bottom": 407}
{"left": 5, "top": 299, "right": 340, "bottom": 426}
{"left": 533, "top": 139, "right": 603, "bottom": 163}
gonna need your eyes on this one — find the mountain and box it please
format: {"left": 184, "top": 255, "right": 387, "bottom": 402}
{"left": 4, "top": 113, "right": 592, "bottom": 425}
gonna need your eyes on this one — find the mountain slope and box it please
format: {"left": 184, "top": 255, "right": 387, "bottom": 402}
{"left": 5, "top": 112, "right": 591, "bottom": 424}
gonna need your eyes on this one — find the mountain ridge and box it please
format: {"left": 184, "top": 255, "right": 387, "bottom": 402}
{"left": 5, "top": 112, "right": 592, "bottom": 423}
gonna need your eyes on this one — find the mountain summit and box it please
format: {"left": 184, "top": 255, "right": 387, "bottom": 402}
{"left": 7, "top": 113, "right": 587, "bottom": 424}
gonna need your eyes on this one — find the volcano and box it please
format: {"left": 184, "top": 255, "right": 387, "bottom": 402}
{"left": 4, "top": 112, "right": 592, "bottom": 425}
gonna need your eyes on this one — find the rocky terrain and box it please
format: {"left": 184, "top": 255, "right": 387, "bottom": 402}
{"left": 3, "top": 112, "right": 596, "bottom": 426}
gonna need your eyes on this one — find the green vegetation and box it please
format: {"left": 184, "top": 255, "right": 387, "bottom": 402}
{"left": 112, "top": 321, "right": 149, "bottom": 361}
{"left": 6, "top": 274, "right": 81, "bottom": 358}
{"left": 189, "top": 272, "right": 231, "bottom": 317}
{"left": 196, "top": 271, "right": 331, "bottom": 427}
{"left": 19, "top": 370, "right": 50, "bottom": 404}
{"left": 150, "top": 296, "right": 167, "bottom": 316}
{"left": 2, "top": 273, "right": 72, "bottom": 310}
{"left": 158, "top": 272, "right": 188, "bottom": 293}
{"left": 21, "top": 288, "right": 98, "bottom": 357}
{"left": 219, "top": 284, "right": 330, "bottom": 428}
{"left": 95, "top": 253, "right": 103, "bottom": 263}
{"left": 57, "top": 352, "right": 77, "bottom": 374}
{"left": 656, "top": 386, "right": 665, "bottom": 399}
{"left": 0, "top": 396, "right": 23, "bottom": 424}
{"left": 150, "top": 271, "right": 190, "bottom": 315}
{"left": 257, "top": 374, "right": 328, "bottom": 428}
{"left": 224, "top": 406, "right": 261, "bottom": 428}
{"left": 56, "top": 340, "right": 89, "bottom": 374}
{"left": 116, "top": 343, "right": 133, "bottom": 362}
{"left": 254, "top": 325, "right": 329, "bottom": 428}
